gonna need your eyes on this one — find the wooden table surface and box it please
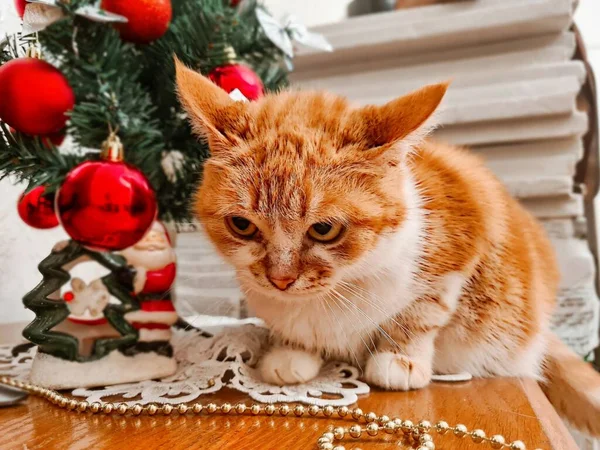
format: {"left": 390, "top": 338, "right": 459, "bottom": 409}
{"left": 0, "top": 323, "right": 578, "bottom": 450}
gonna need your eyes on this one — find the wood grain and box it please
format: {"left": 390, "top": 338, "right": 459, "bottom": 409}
{"left": 0, "top": 325, "right": 578, "bottom": 449}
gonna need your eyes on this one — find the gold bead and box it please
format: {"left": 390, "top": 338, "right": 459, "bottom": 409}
{"left": 294, "top": 405, "right": 305, "bottom": 416}
{"left": 278, "top": 404, "right": 289, "bottom": 416}
{"left": 251, "top": 404, "right": 261, "bottom": 415}
{"left": 220, "top": 403, "right": 232, "bottom": 414}
{"left": 401, "top": 420, "right": 414, "bottom": 434}
{"left": 366, "top": 423, "right": 379, "bottom": 436}
{"left": 333, "top": 446, "right": 345, "bottom": 450}
{"left": 510, "top": 441, "right": 526, "bottom": 450}
{"left": 333, "top": 427, "right": 345, "bottom": 439}
{"left": 322, "top": 432, "right": 334, "bottom": 442}
{"left": 147, "top": 404, "right": 158, "bottom": 415}
{"left": 420, "top": 433, "right": 433, "bottom": 443}
{"left": 349, "top": 425, "right": 362, "bottom": 438}
{"left": 435, "top": 421, "right": 449, "bottom": 434}
{"left": 206, "top": 403, "right": 217, "bottom": 414}
{"left": 67, "top": 400, "right": 78, "bottom": 410}
{"left": 317, "top": 437, "right": 331, "bottom": 448}
{"left": 418, "top": 420, "right": 432, "bottom": 432}
{"left": 338, "top": 406, "right": 349, "bottom": 417}
{"left": 309, "top": 405, "right": 320, "bottom": 416}
{"left": 417, "top": 447, "right": 429, "bottom": 450}
{"left": 161, "top": 404, "right": 173, "bottom": 415}
{"left": 490, "top": 435, "right": 506, "bottom": 449}
{"left": 77, "top": 401, "right": 88, "bottom": 412}
{"left": 90, "top": 402, "right": 101, "bottom": 414}
{"left": 131, "top": 404, "right": 143, "bottom": 416}
{"left": 454, "top": 424, "right": 468, "bottom": 437}
{"left": 177, "top": 404, "right": 188, "bottom": 415}
{"left": 323, "top": 405, "right": 334, "bottom": 417}
{"left": 352, "top": 408, "right": 363, "bottom": 420}
{"left": 116, "top": 404, "right": 128, "bottom": 415}
{"left": 265, "top": 404, "right": 275, "bottom": 415}
{"left": 471, "top": 429, "right": 486, "bottom": 443}
{"left": 102, "top": 403, "right": 114, "bottom": 414}
{"left": 393, "top": 418, "right": 402, "bottom": 427}
{"left": 384, "top": 421, "right": 396, "bottom": 434}
{"left": 319, "top": 444, "right": 333, "bottom": 450}
{"left": 423, "top": 443, "right": 436, "bottom": 450}
{"left": 192, "top": 403, "right": 202, "bottom": 414}
{"left": 365, "top": 412, "right": 377, "bottom": 423}
{"left": 235, "top": 403, "right": 247, "bottom": 414}
{"left": 378, "top": 415, "right": 390, "bottom": 426}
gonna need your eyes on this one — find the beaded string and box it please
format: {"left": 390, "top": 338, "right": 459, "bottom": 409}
{"left": 0, "top": 376, "right": 540, "bottom": 450}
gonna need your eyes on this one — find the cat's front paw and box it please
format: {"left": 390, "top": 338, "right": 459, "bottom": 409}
{"left": 364, "top": 352, "right": 432, "bottom": 391}
{"left": 258, "top": 347, "right": 323, "bottom": 385}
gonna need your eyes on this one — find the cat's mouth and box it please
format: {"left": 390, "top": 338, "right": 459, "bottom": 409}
{"left": 238, "top": 272, "right": 334, "bottom": 300}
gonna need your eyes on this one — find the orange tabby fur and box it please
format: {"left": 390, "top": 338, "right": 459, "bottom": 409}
{"left": 175, "top": 58, "right": 600, "bottom": 435}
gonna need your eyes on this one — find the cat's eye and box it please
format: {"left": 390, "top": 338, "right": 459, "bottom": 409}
{"left": 308, "top": 222, "right": 343, "bottom": 243}
{"left": 226, "top": 216, "right": 258, "bottom": 238}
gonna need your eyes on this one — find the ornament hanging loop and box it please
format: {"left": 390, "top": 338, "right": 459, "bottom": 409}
{"left": 26, "top": 34, "right": 42, "bottom": 59}
{"left": 101, "top": 129, "right": 124, "bottom": 162}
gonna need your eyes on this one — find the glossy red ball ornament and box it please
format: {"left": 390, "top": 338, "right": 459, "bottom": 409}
{"left": 101, "top": 0, "right": 172, "bottom": 44}
{"left": 56, "top": 159, "right": 157, "bottom": 251}
{"left": 0, "top": 58, "right": 75, "bottom": 135}
{"left": 208, "top": 63, "right": 264, "bottom": 101}
{"left": 14, "top": 0, "right": 27, "bottom": 18}
{"left": 230, "top": 0, "right": 242, "bottom": 6}
{"left": 17, "top": 186, "right": 60, "bottom": 229}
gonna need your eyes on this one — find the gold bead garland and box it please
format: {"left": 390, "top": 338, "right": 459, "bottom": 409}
{"left": 0, "top": 376, "right": 543, "bottom": 449}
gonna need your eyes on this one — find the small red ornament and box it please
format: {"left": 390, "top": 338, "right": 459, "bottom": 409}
{"left": 0, "top": 58, "right": 75, "bottom": 135}
{"left": 56, "top": 135, "right": 157, "bottom": 251}
{"left": 17, "top": 185, "right": 60, "bottom": 229}
{"left": 101, "top": 0, "right": 172, "bottom": 44}
{"left": 230, "top": 0, "right": 242, "bottom": 6}
{"left": 14, "top": 0, "right": 27, "bottom": 18}
{"left": 208, "top": 63, "right": 264, "bottom": 101}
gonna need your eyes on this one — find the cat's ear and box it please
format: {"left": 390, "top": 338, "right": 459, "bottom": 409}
{"left": 354, "top": 82, "right": 449, "bottom": 149}
{"left": 174, "top": 57, "right": 248, "bottom": 152}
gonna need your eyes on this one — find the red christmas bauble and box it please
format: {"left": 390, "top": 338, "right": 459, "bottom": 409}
{"left": 208, "top": 63, "right": 264, "bottom": 101}
{"left": 101, "top": 0, "right": 172, "bottom": 44}
{"left": 0, "top": 58, "right": 75, "bottom": 135}
{"left": 56, "top": 160, "right": 157, "bottom": 251}
{"left": 17, "top": 186, "right": 60, "bottom": 229}
{"left": 230, "top": 0, "right": 242, "bottom": 6}
{"left": 14, "top": 0, "right": 27, "bottom": 18}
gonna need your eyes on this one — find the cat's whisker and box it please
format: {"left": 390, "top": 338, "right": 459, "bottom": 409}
{"left": 322, "top": 292, "right": 363, "bottom": 372}
{"left": 331, "top": 287, "right": 406, "bottom": 356}
{"left": 337, "top": 280, "right": 416, "bottom": 341}
{"left": 328, "top": 290, "right": 383, "bottom": 374}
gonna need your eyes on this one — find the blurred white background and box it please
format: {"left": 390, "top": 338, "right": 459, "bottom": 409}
{"left": 0, "top": 0, "right": 599, "bottom": 323}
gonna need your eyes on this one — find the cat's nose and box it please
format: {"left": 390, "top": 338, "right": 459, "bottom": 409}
{"left": 268, "top": 275, "right": 297, "bottom": 291}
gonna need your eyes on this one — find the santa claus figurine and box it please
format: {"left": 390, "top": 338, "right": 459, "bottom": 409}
{"left": 121, "top": 221, "right": 178, "bottom": 355}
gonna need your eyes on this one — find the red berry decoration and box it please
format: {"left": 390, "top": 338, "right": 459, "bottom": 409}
{"left": 230, "top": 0, "right": 242, "bottom": 6}
{"left": 101, "top": 0, "right": 172, "bottom": 44}
{"left": 56, "top": 135, "right": 157, "bottom": 251}
{"left": 18, "top": 186, "right": 60, "bottom": 229}
{"left": 14, "top": 0, "right": 27, "bottom": 18}
{"left": 0, "top": 58, "right": 75, "bottom": 135}
{"left": 208, "top": 63, "right": 264, "bottom": 101}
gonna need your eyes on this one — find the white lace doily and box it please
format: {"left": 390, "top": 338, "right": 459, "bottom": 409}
{"left": 0, "top": 316, "right": 370, "bottom": 406}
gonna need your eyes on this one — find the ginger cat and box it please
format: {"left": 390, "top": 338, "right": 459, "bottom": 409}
{"left": 175, "top": 59, "right": 600, "bottom": 435}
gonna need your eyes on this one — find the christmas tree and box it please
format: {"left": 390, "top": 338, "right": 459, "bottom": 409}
{"left": 0, "top": 0, "right": 289, "bottom": 223}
